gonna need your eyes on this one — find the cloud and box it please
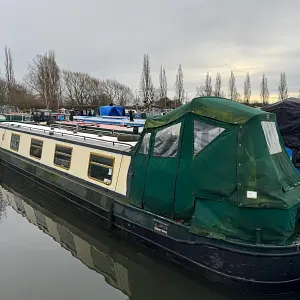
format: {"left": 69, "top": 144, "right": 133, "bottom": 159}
{"left": 0, "top": 0, "right": 300, "bottom": 101}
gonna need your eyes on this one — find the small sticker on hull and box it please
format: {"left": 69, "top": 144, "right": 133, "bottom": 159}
{"left": 247, "top": 191, "right": 257, "bottom": 199}
{"left": 153, "top": 220, "right": 168, "bottom": 235}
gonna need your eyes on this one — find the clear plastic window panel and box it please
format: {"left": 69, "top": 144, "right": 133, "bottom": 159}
{"left": 153, "top": 123, "right": 181, "bottom": 157}
{"left": 139, "top": 133, "right": 151, "bottom": 155}
{"left": 194, "top": 120, "right": 225, "bottom": 156}
{"left": 261, "top": 121, "right": 282, "bottom": 155}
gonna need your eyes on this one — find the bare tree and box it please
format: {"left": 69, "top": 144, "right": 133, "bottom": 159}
{"left": 62, "top": 70, "right": 88, "bottom": 104}
{"left": 175, "top": 64, "right": 184, "bottom": 105}
{"left": 12, "top": 83, "right": 39, "bottom": 109}
{"left": 204, "top": 72, "right": 212, "bottom": 96}
{"left": 88, "top": 78, "right": 109, "bottom": 105}
{"left": 140, "top": 54, "right": 154, "bottom": 110}
{"left": 0, "top": 78, "right": 6, "bottom": 105}
{"left": 113, "top": 82, "right": 134, "bottom": 106}
{"left": 4, "top": 46, "right": 15, "bottom": 104}
{"left": 25, "top": 50, "right": 61, "bottom": 109}
{"left": 101, "top": 79, "right": 133, "bottom": 106}
{"left": 196, "top": 86, "right": 204, "bottom": 96}
{"left": 260, "top": 73, "right": 269, "bottom": 105}
{"left": 244, "top": 72, "right": 251, "bottom": 104}
{"left": 185, "top": 91, "right": 188, "bottom": 103}
{"left": 159, "top": 66, "right": 167, "bottom": 107}
{"left": 196, "top": 72, "right": 212, "bottom": 97}
{"left": 278, "top": 72, "right": 288, "bottom": 101}
{"left": 228, "top": 70, "right": 239, "bottom": 101}
{"left": 214, "top": 72, "right": 223, "bottom": 97}
{"left": 62, "top": 70, "right": 107, "bottom": 105}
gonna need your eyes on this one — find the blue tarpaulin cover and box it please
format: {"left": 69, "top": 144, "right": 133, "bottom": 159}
{"left": 99, "top": 106, "right": 125, "bottom": 117}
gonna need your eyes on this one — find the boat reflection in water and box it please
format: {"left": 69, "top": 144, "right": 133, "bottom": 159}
{"left": 0, "top": 167, "right": 299, "bottom": 300}
{"left": 0, "top": 169, "right": 223, "bottom": 300}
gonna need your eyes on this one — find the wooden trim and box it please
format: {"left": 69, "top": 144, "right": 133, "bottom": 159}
{"left": 29, "top": 138, "right": 44, "bottom": 160}
{"left": 54, "top": 144, "right": 73, "bottom": 170}
{"left": 88, "top": 152, "right": 115, "bottom": 186}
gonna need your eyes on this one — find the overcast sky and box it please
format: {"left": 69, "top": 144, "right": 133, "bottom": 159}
{"left": 0, "top": 0, "right": 300, "bottom": 101}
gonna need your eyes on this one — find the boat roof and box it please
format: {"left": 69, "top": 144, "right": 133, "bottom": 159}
{"left": 263, "top": 97, "right": 300, "bottom": 112}
{"left": 73, "top": 116, "right": 145, "bottom": 127}
{"left": 145, "top": 96, "right": 266, "bottom": 129}
{"left": 0, "top": 122, "right": 137, "bottom": 154}
{"left": 58, "top": 121, "right": 144, "bottom": 133}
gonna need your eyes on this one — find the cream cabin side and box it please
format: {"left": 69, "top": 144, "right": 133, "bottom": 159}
{"left": 0, "top": 127, "right": 131, "bottom": 196}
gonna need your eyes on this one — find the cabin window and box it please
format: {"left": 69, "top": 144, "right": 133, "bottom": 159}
{"left": 10, "top": 133, "right": 20, "bottom": 151}
{"left": 54, "top": 145, "right": 72, "bottom": 169}
{"left": 30, "top": 139, "right": 43, "bottom": 159}
{"left": 194, "top": 121, "right": 225, "bottom": 156}
{"left": 261, "top": 121, "right": 282, "bottom": 155}
{"left": 88, "top": 154, "right": 114, "bottom": 185}
{"left": 139, "top": 133, "right": 151, "bottom": 155}
{"left": 153, "top": 123, "right": 181, "bottom": 157}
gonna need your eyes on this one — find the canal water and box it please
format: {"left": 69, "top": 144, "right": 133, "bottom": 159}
{"left": 0, "top": 166, "right": 299, "bottom": 300}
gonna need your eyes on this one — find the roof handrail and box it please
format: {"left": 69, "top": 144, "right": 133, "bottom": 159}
{"left": 1, "top": 122, "right": 133, "bottom": 149}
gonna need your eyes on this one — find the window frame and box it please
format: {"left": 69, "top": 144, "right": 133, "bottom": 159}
{"left": 193, "top": 120, "right": 225, "bottom": 157}
{"left": 139, "top": 132, "right": 151, "bottom": 155}
{"left": 87, "top": 152, "right": 115, "bottom": 185}
{"left": 152, "top": 122, "right": 182, "bottom": 158}
{"left": 53, "top": 144, "right": 73, "bottom": 170}
{"left": 261, "top": 121, "right": 282, "bottom": 155}
{"left": 10, "top": 133, "right": 20, "bottom": 152}
{"left": 29, "top": 138, "right": 44, "bottom": 160}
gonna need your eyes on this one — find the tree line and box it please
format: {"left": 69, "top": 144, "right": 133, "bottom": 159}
{"left": 0, "top": 48, "right": 134, "bottom": 109}
{"left": 139, "top": 53, "right": 292, "bottom": 108}
{"left": 0, "top": 48, "right": 295, "bottom": 110}
{"left": 195, "top": 70, "right": 289, "bottom": 105}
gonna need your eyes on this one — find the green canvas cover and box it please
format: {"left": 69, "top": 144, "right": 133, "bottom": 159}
{"left": 129, "top": 97, "right": 300, "bottom": 245}
{"left": 145, "top": 96, "right": 265, "bottom": 128}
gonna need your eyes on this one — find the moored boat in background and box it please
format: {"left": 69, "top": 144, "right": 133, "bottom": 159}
{"left": 262, "top": 98, "right": 300, "bottom": 172}
{"left": 52, "top": 120, "right": 143, "bottom": 135}
{"left": 73, "top": 105, "right": 146, "bottom": 127}
{"left": 0, "top": 105, "right": 33, "bottom": 123}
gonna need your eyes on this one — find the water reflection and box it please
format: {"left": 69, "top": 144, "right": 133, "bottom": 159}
{"left": 0, "top": 167, "right": 299, "bottom": 300}
{"left": 0, "top": 186, "right": 8, "bottom": 221}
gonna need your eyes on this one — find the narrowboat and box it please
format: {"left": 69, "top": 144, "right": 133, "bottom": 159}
{"left": 1, "top": 96, "right": 300, "bottom": 294}
{"left": 0, "top": 105, "right": 33, "bottom": 122}
{"left": 32, "top": 109, "right": 56, "bottom": 123}
{"left": 262, "top": 98, "right": 300, "bottom": 172}
{"left": 73, "top": 105, "right": 146, "bottom": 128}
